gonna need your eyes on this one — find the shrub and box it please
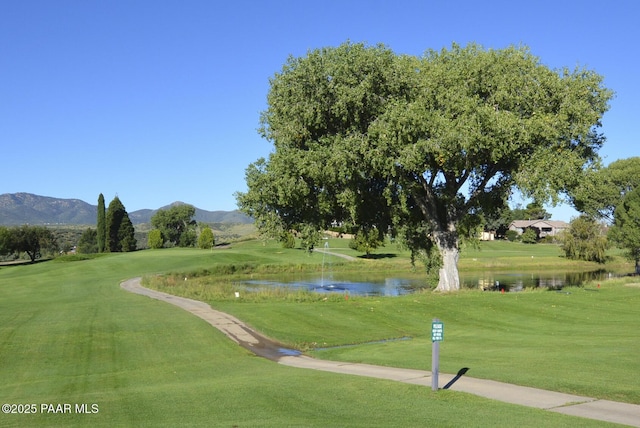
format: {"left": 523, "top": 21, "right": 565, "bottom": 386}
{"left": 349, "top": 228, "right": 384, "bottom": 256}
{"left": 521, "top": 228, "right": 538, "bottom": 244}
{"left": 562, "top": 216, "right": 608, "bottom": 263}
{"left": 198, "top": 226, "right": 215, "bottom": 249}
{"left": 505, "top": 230, "right": 519, "bottom": 242}
{"left": 148, "top": 229, "right": 164, "bottom": 249}
{"left": 280, "top": 231, "right": 295, "bottom": 249}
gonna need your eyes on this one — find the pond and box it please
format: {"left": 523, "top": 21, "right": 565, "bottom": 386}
{"left": 241, "top": 269, "right": 618, "bottom": 296}
{"left": 459, "top": 269, "right": 616, "bottom": 292}
{"left": 244, "top": 276, "right": 422, "bottom": 296}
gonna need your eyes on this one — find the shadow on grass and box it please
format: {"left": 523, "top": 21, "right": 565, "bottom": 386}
{"left": 0, "top": 258, "right": 50, "bottom": 267}
{"left": 358, "top": 253, "right": 397, "bottom": 260}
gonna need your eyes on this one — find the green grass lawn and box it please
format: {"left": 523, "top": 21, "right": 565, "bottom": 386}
{"left": 0, "top": 243, "right": 635, "bottom": 426}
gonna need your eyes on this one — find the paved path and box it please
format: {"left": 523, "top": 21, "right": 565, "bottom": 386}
{"left": 312, "top": 248, "right": 359, "bottom": 261}
{"left": 121, "top": 278, "right": 640, "bottom": 427}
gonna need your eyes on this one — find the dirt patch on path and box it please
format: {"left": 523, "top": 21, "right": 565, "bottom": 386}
{"left": 120, "top": 277, "right": 298, "bottom": 361}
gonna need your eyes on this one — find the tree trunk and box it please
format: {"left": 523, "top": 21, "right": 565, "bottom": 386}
{"left": 433, "top": 229, "right": 461, "bottom": 291}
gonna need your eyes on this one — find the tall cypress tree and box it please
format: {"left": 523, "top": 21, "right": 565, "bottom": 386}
{"left": 97, "top": 193, "right": 106, "bottom": 253}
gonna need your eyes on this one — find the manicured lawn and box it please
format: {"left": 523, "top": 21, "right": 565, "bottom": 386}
{"left": 0, "top": 245, "right": 634, "bottom": 426}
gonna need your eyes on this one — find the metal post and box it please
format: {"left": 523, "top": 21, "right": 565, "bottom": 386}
{"left": 431, "top": 317, "right": 441, "bottom": 391}
{"left": 431, "top": 340, "right": 439, "bottom": 391}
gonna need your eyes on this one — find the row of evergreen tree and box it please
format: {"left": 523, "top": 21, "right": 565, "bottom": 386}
{"left": 78, "top": 194, "right": 136, "bottom": 253}
{"left": 78, "top": 195, "right": 221, "bottom": 253}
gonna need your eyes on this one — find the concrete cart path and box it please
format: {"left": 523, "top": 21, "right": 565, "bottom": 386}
{"left": 121, "top": 278, "right": 640, "bottom": 427}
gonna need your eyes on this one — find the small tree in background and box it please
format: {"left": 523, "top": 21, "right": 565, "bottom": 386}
{"left": 349, "top": 228, "right": 385, "bottom": 256}
{"left": 197, "top": 226, "right": 215, "bottom": 249}
{"left": 77, "top": 228, "right": 98, "bottom": 254}
{"left": 0, "top": 226, "right": 12, "bottom": 257}
{"left": 505, "top": 230, "right": 519, "bottom": 242}
{"left": 11, "top": 225, "right": 57, "bottom": 262}
{"left": 151, "top": 204, "right": 197, "bottom": 247}
{"left": 299, "top": 224, "right": 321, "bottom": 254}
{"left": 148, "top": 229, "right": 164, "bottom": 249}
{"left": 280, "top": 230, "right": 295, "bottom": 248}
{"left": 561, "top": 216, "right": 608, "bottom": 263}
{"left": 521, "top": 228, "right": 538, "bottom": 244}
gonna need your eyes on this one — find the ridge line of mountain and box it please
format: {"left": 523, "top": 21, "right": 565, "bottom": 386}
{"left": 0, "top": 193, "right": 252, "bottom": 225}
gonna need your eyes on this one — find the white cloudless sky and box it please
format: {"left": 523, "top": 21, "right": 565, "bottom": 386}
{"left": 2, "top": 1, "right": 638, "bottom": 221}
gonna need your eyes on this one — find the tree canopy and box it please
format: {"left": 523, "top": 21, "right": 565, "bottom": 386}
{"left": 237, "top": 42, "right": 613, "bottom": 291}
{"left": 197, "top": 225, "right": 215, "bottom": 249}
{"left": 151, "top": 204, "right": 197, "bottom": 247}
{"left": 105, "top": 196, "right": 136, "bottom": 252}
{"left": 561, "top": 216, "right": 608, "bottom": 263}
{"left": 0, "top": 225, "right": 57, "bottom": 262}
{"left": 609, "top": 187, "right": 640, "bottom": 273}
{"left": 77, "top": 228, "right": 98, "bottom": 254}
{"left": 147, "top": 229, "right": 164, "bottom": 249}
{"left": 572, "top": 157, "right": 640, "bottom": 222}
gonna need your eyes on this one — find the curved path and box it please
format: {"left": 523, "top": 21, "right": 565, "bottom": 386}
{"left": 121, "top": 277, "right": 640, "bottom": 427}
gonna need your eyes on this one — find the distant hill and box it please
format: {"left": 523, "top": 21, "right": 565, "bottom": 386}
{"left": 128, "top": 202, "right": 253, "bottom": 224}
{"left": 0, "top": 193, "right": 97, "bottom": 225}
{"left": 0, "top": 193, "right": 252, "bottom": 226}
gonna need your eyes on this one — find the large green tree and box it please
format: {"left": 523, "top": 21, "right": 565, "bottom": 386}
{"left": 97, "top": 193, "right": 106, "bottom": 253}
{"left": 10, "top": 225, "right": 57, "bottom": 262}
{"left": 105, "top": 196, "right": 136, "bottom": 252}
{"left": 609, "top": 187, "right": 640, "bottom": 274}
{"left": 572, "top": 157, "right": 640, "bottom": 222}
{"left": 150, "top": 204, "right": 196, "bottom": 247}
{"left": 237, "top": 42, "right": 612, "bottom": 291}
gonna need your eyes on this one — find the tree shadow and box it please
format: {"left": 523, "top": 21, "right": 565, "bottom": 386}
{"left": 0, "top": 258, "right": 50, "bottom": 267}
{"left": 358, "top": 253, "right": 397, "bottom": 260}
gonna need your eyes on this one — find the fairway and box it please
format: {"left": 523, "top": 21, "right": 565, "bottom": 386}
{"left": 0, "top": 246, "right": 634, "bottom": 427}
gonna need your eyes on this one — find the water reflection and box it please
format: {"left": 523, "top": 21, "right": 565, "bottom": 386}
{"left": 462, "top": 269, "right": 612, "bottom": 292}
{"left": 243, "top": 277, "right": 421, "bottom": 296}
{"left": 242, "top": 269, "right": 616, "bottom": 296}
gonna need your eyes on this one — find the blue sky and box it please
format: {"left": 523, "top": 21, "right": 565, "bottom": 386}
{"left": 2, "top": 1, "right": 638, "bottom": 221}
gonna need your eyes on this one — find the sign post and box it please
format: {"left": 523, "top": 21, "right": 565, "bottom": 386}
{"left": 431, "top": 319, "right": 444, "bottom": 391}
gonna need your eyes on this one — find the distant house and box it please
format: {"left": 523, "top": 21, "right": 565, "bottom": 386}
{"left": 508, "top": 220, "right": 570, "bottom": 238}
{"left": 479, "top": 231, "right": 495, "bottom": 241}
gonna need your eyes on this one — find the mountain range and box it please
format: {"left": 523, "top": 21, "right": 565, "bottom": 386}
{"left": 0, "top": 193, "right": 252, "bottom": 226}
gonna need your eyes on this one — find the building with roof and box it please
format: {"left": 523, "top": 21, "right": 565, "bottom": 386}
{"left": 508, "top": 220, "right": 570, "bottom": 238}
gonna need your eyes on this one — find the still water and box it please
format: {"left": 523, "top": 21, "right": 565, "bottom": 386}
{"left": 243, "top": 269, "right": 616, "bottom": 296}
{"left": 459, "top": 270, "right": 614, "bottom": 292}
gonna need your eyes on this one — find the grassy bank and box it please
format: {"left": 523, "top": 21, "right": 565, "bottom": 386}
{"left": 0, "top": 243, "right": 635, "bottom": 426}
